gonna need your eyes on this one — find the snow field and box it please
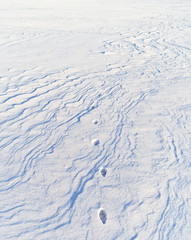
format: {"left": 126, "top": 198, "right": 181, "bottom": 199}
{"left": 0, "top": 0, "right": 191, "bottom": 239}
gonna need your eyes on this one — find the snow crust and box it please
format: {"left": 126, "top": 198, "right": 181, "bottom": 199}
{"left": 0, "top": 0, "right": 191, "bottom": 239}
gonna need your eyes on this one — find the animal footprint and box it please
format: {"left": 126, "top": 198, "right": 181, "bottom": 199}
{"left": 100, "top": 168, "right": 107, "bottom": 177}
{"left": 99, "top": 209, "right": 107, "bottom": 224}
{"left": 93, "top": 119, "right": 98, "bottom": 124}
{"left": 92, "top": 139, "right": 100, "bottom": 146}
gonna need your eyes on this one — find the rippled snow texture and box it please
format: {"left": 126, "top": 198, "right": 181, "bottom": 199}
{"left": 1, "top": 0, "right": 191, "bottom": 239}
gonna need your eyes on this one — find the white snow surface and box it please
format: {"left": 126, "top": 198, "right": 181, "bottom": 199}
{"left": 1, "top": 0, "right": 191, "bottom": 239}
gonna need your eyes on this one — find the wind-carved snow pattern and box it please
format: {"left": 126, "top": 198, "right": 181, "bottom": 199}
{"left": 0, "top": 0, "right": 191, "bottom": 239}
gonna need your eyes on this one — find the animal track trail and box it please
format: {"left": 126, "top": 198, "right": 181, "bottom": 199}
{"left": 91, "top": 116, "right": 108, "bottom": 224}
